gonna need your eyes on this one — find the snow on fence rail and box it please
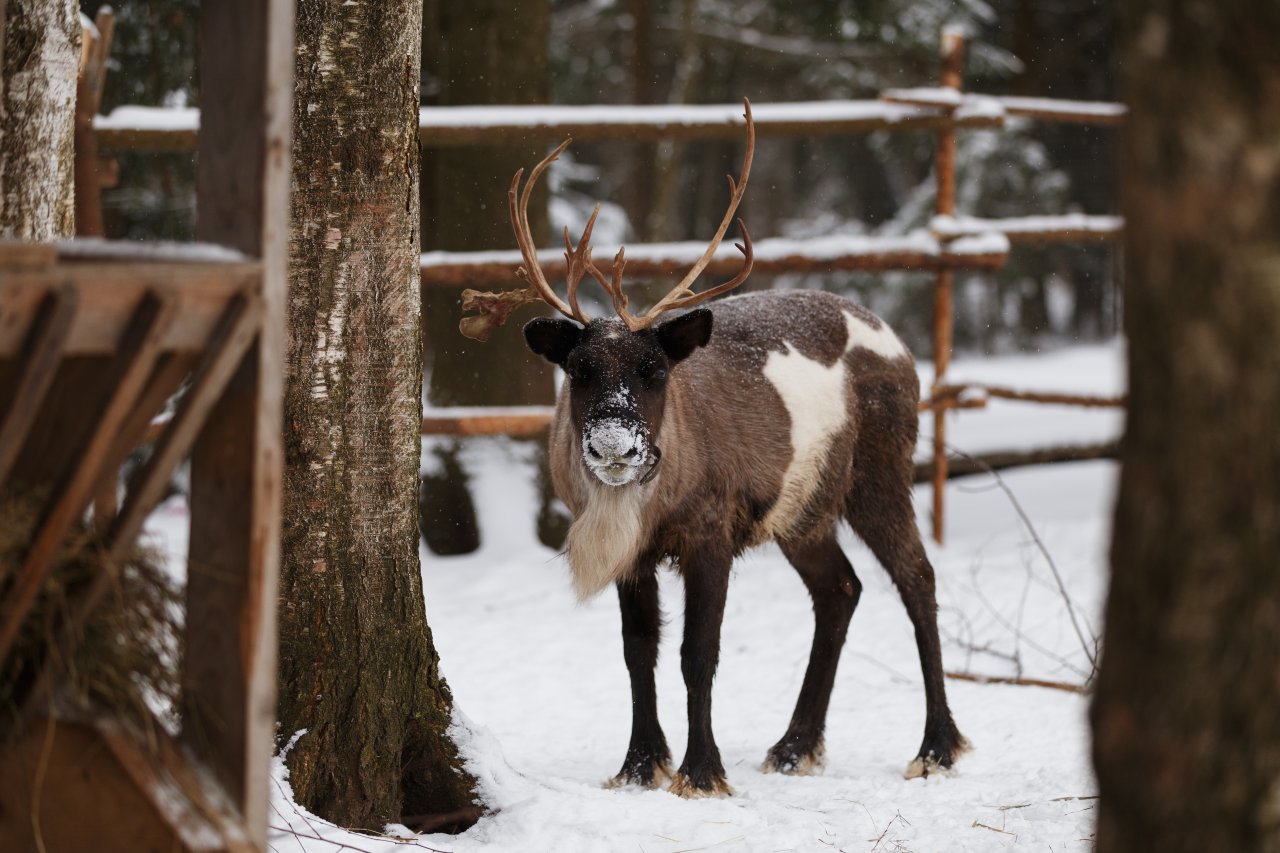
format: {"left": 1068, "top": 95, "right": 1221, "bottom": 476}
{"left": 420, "top": 232, "right": 1010, "bottom": 287}
{"left": 90, "top": 91, "right": 1125, "bottom": 152}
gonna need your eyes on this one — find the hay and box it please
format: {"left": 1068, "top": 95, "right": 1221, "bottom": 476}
{"left": 0, "top": 489, "right": 183, "bottom": 740}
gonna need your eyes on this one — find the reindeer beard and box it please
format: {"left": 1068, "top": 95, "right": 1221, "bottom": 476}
{"left": 564, "top": 477, "right": 646, "bottom": 600}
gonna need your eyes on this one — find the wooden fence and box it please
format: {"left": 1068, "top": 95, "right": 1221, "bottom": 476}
{"left": 85, "top": 31, "right": 1125, "bottom": 545}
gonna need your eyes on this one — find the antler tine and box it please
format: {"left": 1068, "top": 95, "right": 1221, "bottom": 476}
{"left": 507, "top": 137, "right": 588, "bottom": 323}
{"left": 633, "top": 98, "right": 756, "bottom": 329}
{"left": 563, "top": 203, "right": 602, "bottom": 323}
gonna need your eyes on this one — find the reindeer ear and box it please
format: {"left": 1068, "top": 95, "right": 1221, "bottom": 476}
{"left": 524, "top": 317, "right": 582, "bottom": 365}
{"left": 656, "top": 309, "right": 713, "bottom": 364}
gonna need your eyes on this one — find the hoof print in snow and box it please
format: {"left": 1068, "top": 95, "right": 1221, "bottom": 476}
{"left": 761, "top": 741, "right": 826, "bottom": 776}
{"left": 668, "top": 772, "right": 733, "bottom": 799}
{"left": 605, "top": 761, "right": 673, "bottom": 790}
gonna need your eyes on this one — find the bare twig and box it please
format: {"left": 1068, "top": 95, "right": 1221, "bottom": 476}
{"left": 972, "top": 820, "right": 1017, "bottom": 837}
{"left": 945, "top": 670, "right": 1086, "bottom": 693}
{"left": 944, "top": 444, "right": 1100, "bottom": 681}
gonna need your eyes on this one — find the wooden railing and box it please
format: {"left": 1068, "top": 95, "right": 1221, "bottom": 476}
{"left": 84, "top": 32, "right": 1126, "bottom": 545}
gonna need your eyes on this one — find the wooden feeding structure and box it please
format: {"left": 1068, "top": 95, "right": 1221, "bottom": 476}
{"left": 0, "top": 2, "right": 291, "bottom": 850}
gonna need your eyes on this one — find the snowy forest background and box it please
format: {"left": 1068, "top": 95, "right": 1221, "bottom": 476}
{"left": 91, "top": 0, "right": 1117, "bottom": 356}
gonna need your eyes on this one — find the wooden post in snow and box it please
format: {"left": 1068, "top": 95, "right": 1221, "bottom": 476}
{"left": 930, "top": 28, "right": 965, "bottom": 545}
{"left": 185, "top": 0, "right": 292, "bottom": 845}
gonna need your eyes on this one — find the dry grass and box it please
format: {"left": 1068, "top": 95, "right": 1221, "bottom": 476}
{"left": 0, "top": 489, "right": 182, "bottom": 739}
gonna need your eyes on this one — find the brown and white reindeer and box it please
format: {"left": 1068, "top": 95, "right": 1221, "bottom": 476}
{"left": 461, "top": 101, "right": 968, "bottom": 797}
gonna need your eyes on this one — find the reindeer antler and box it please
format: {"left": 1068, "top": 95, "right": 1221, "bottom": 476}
{"left": 459, "top": 99, "right": 755, "bottom": 341}
{"left": 459, "top": 138, "right": 595, "bottom": 341}
{"left": 595, "top": 99, "right": 756, "bottom": 331}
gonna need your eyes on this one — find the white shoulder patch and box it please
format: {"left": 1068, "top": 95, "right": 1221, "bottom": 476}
{"left": 842, "top": 310, "right": 908, "bottom": 359}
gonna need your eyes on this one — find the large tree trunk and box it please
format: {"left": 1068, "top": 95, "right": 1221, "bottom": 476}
{"left": 1092, "top": 5, "right": 1280, "bottom": 851}
{"left": 279, "top": 0, "right": 477, "bottom": 830}
{"left": 419, "top": 0, "right": 557, "bottom": 555}
{"left": 1, "top": 0, "right": 78, "bottom": 238}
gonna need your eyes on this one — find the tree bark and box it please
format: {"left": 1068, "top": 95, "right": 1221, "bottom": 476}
{"left": 1093, "top": 5, "right": 1280, "bottom": 851}
{"left": 280, "top": 0, "right": 477, "bottom": 829}
{"left": 1, "top": 0, "right": 78, "bottom": 239}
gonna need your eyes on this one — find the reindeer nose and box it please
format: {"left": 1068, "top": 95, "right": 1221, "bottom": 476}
{"left": 585, "top": 421, "right": 643, "bottom": 464}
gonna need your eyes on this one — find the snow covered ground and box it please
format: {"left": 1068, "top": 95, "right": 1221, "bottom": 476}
{"left": 145, "top": 341, "right": 1124, "bottom": 853}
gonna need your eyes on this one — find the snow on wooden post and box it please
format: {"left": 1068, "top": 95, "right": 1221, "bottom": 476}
{"left": 930, "top": 27, "right": 966, "bottom": 545}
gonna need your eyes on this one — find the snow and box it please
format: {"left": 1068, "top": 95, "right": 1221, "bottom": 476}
{"left": 931, "top": 214, "right": 1124, "bottom": 238}
{"left": 422, "top": 230, "right": 1007, "bottom": 272}
{"left": 138, "top": 342, "right": 1125, "bottom": 853}
{"left": 94, "top": 98, "right": 990, "bottom": 137}
{"left": 56, "top": 237, "right": 251, "bottom": 264}
{"left": 420, "top": 100, "right": 948, "bottom": 129}
{"left": 94, "top": 105, "right": 200, "bottom": 132}
{"left": 994, "top": 97, "right": 1127, "bottom": 120}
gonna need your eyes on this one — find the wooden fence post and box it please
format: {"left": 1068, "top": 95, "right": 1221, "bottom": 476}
{"left": 931, "top": 28, "right": 965, "bottom": 545}
{"left": 186, "top": 1, "right": 293, "bottom": 847}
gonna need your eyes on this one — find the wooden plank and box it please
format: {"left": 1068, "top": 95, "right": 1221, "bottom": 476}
{"left": 94, "top": 100, "right": 1008, "bottom": 152}
{"left": 0, "top": 286, "right": 78, "bottom": 487}
{"left": 995, "top": 95, "right": 1126, "bottom": 126}
{"left": 0, "top": 262, "right": 259, "bottom": 356}
{"left": 0, "top": 240, "right": 56, "bottom": 267}
{"left": 422, "top": 406, "right": 556, "bottom": 437}
{"left": 92, "top": 353, "right": 198, "bottom": 529}
{"left": 187, "top": 0, "right": 292, "bottom": 845}
{"left": 0, "top": 292, "right": 177, "bottom": 665}
{"left": 422, "top": 245, "right": 1007, "bottom": 287}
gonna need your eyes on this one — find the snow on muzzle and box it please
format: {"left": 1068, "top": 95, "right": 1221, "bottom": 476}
{"left": 581, "top": 417, "right": 653, "bottom": 486}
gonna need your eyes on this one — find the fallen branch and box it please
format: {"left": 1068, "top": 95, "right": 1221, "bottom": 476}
{"left": 912, "top": 440, "right": 1119, "bottom": 483}
{"left": 946, "top": 670, "right": 1085, "bottom": 693}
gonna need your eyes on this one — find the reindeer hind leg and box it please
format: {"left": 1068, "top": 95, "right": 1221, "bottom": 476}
{"left": 846, "top": 415, "right": 968, "bottom": 777}
{"left": 763, "top": 533, "right": 862, "bottom": 775}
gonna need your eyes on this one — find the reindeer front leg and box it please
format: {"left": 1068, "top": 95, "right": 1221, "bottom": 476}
{"left": 608, "top": 556, "right": 672, "bottom": 788}
{"left": 670, "top": 549, "right": 733, "bottom": 798}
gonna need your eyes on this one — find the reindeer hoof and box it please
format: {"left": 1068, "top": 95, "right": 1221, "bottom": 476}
{"left": 762, "top": 739, "right": 825, "bottom": 775}
{"left": 668, "top": 771, "right": 733, "bottom": 799}
{"left": 605, "top": 759, "right": 673, "bottom": 790}
{"left": 904, "top": 733, "right": 971, "bottom": 779}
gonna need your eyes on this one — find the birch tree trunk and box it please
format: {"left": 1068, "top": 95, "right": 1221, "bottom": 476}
{"left": 280, "top": 0, "right": 477, "bottom": 829}
{"left": 1093, "top": 4, "right": 1280, "bottom": 850}
{"left": 0, "top": 0, "right": 78, "bottom": 238}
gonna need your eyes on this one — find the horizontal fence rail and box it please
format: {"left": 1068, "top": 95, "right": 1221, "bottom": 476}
{"left": 91, "top": 94, "right": 1125, "bottom": 152}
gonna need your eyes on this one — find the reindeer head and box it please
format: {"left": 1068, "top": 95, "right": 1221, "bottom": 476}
{"left": 525, "top": 310, "right": 711, "bottom": 486}
{"left": 460, "top": 100, "right": 755, "bottom": 487}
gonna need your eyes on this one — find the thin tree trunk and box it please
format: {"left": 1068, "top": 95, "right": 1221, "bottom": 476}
{"left": 280, "top": 0, "right": 477, "bottom": 829}
{"left": 1093, "top": 5, "right": 1280, "bottom": 851}
{"left": 1, "top": 0, "right": 78, "bottom": 239}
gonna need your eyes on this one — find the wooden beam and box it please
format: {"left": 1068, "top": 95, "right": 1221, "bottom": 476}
{"left": 912, "top": 440, "right": 1120, "bottom": 483}
{"left": 0, "top": 286, "right": 78, "bottom": 487}
{"left": 0, "top": 261, "right": 259, "bottom": 357}
{"left": 188, "top": 0, "right": 292, "bottom": 844}
{"left": 0, "top": 292, "right": 176, "bottom": 665}
{"left": 422, "top": 243, "right": 1007, "bottom": 287}
{"left": 422, "top": 406, "right": 556, "bottom": 437}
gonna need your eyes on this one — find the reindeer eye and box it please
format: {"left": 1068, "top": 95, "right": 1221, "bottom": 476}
{"left": 640, "top": 363, "right": 666, "bottom": 382}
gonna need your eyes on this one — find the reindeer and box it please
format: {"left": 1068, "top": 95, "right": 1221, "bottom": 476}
{"left": 460, "top": 102, "right": 968, "bottom": 797}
